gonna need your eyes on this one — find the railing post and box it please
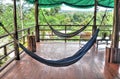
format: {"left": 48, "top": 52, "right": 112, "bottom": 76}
{"left": 111, "top": 0, "right": 120, "bottom": 48}
{"left": 35, "top": 0, "right": 40, "bottom": 42}
{"left": 23, "top": 36, "right": 25, "bottom": 44}
{"left": 92, "top": 0, "right": 97, "bottom": 35}
{"left": 27, "top": 28, "right": 30, "bottom": 35}
{"left": 65, "top": 25, "right": 67, "bottom": 43}
{"left": 39, "top": 25, "right": 41, "bottom": 41}
{"left": 4, "top": 46, "right": 7, "bottom": 56}
{"left": 13, "top": 0, "right": 20, "bottom": 60}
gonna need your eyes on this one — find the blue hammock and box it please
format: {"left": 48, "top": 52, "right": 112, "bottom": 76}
{"left": 19, "top": 29, "right": 99, "bottom": 67}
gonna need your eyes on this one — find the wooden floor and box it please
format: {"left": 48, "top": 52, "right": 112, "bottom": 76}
{"left": 0, "top": 42, "right": 120, "bottom": 79}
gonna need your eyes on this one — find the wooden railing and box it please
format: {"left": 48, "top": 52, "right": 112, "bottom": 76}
{"left": 39, "top": 25, "right": 112, "bottom": 42}
{"left": 0, "top": 26, "right": 34, "bottom": 71}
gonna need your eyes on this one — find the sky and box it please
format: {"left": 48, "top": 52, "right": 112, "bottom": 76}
{"left": 2, "top": 0, "right": 13, "bottom": 4}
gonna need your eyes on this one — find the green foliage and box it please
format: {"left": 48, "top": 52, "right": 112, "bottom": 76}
{"left": 0, "top": 4, "right": 13, "bottom": 34}
{"left": 0, "top": 2, "right": 114, "bottom": 37}
{"left": 0, "top": 3, "right": 114, "bottom": 38}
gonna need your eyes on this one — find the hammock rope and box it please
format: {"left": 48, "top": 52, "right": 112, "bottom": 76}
{"left": 41, "top": 10, "right": 94, "bottom": 38}
{"left": 100, "top": 9, "right": 108, "bottom": 26}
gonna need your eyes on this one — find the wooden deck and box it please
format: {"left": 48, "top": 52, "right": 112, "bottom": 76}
{"left": 0, "top": 42, "right": 120, "bottom": 79}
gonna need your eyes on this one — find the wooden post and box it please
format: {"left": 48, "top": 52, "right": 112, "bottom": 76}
{"left": 92, "top": 0, "right": 97, "bottom": 35}
{"left": 27, "top": 28, "right": 30, "bottom": 35}
{"left": 105, "top": 47, "right": 111, "bottom": 63}
{"left": 35, "top": 0, "right": 40, "bottom": 42}
{"left": 105, "top": 0, "right": 120, "bottom": 63}
{"left": 65, "top": 25, "right": 67, "bottom": 43}
{"left": 13, "top": 0, "right": 20, "bottom": 60}
{"left": 110, "top": 0, "right": 120, "bottom": 63}
{"left": 109, "top": 48, "right": 120, "bottom": 63}
{"left": 27, "top": 35, "right": 36, "bottom": 52}
{"left": 23, "top": 36, "right": 25, "bottom": 44}
{"left": 111, "top": 0, "right": 120, "bottom": 48}
{"left": 4, "top": 46, "right": 7, "bottom": 56}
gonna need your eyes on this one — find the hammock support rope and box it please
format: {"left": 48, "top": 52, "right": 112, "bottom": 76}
{"left": 41, "top": 10, "right": 94, "bottom": 38}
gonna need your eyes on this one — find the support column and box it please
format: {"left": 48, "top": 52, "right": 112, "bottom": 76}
{"left": 13, "top": 0, "right": 20, "bottom": 60}
{"left": 92, "top": 0, "right": 97, "bottom": 35}
{"left": 112, "top": 0, "right": 120, "bottom": 48}
{"left": 105, "top": 0, "right": 120, "bottom": 63}
{"left": 35, "top": 0, "right": 40, "bottom": 42}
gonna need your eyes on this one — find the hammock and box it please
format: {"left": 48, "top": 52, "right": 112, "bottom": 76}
{"left": 19, "top": 29, "right": 99, "bottom": 67}
{"left": 41, "top": 10, "right": 94, "bottom": 38}
{"left": 0, "top": 22, "right": 99, "bottom": 67}
{"left": 49, "top": 17, "right": 94, "bottom": 38}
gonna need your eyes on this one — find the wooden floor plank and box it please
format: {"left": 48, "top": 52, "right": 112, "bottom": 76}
{"left": 0, "top": 42, "right": 120, "bottom": 79}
